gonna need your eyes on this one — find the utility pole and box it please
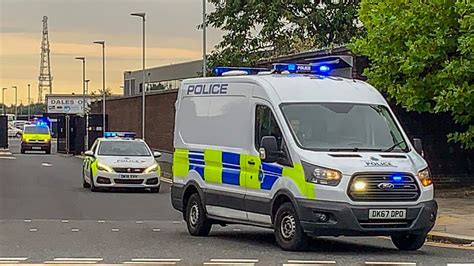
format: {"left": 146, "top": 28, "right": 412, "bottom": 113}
{"left": 75, "top": 56, "right": 86, "bottom": 151}
{"left": 131, "top": 12, "right": 146, "bottom": 140}
{"left": 28, "top": 84, "right": 31, "bottom": 120}
{"left": 12, "top": 86, "right": 17, "bottom": 118}
{"left": 1, "top": 88, "right": 7, "bottom": 115}
{"left": 202, "top": 0, "right": 207, "bottom": 77}
{"left": 93, "top": 41, "right": 106, "bottom": 136}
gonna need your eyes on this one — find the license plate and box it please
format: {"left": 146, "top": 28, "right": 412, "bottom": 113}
{"left": 32, "top": 146, "right": 42, "bottom": 150}
{"left": 369, "top": 209, "right": 406, "bottom": 219}
{"left": 119, "top": 174, "right": 138, "bottom": 179}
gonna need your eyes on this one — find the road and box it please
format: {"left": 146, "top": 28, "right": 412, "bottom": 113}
{"left": 1, "top": 138, "right": 473, "bottom": 265}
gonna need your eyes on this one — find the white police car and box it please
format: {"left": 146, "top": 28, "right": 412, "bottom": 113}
{"left": 82, "top": 132, "right": 162, "bottom": 192}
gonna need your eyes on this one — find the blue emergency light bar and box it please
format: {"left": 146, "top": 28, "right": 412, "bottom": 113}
{"left": 272, "top": 63, "right": 332, "bottom": 75}
{"left": 104, "top": 132, "right": 136, "bottom": 139}
{"left": 213, "top": 66, "right": 268, "bottom": 76}
{"left": 35, "top": 118, "right": 49, "bottom": 127}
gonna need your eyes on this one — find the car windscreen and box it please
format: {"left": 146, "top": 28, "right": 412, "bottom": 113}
{"left": 98, "top": 141, "right": 151, "bottom": 156}
{"left": 281, "top": 103, "right": 408, "bottom": 152}
{"left": 23, "top": 126, "right": 50, "bottom": 134}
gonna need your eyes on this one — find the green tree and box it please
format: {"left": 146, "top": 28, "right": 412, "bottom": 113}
{"left": 351, "top": 1, "right": 473, "bottom": 148}
{"left": 206, "top": 0, "right": 362, "bottom": 70}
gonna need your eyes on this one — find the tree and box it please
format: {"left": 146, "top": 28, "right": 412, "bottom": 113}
{"left": 206, "top": 0, "right": 362, "bottom": 70}
{"left": 351, "top": 1, "right": 473, "bottom": 148}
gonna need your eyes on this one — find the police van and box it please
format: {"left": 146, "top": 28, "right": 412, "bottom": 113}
{"left": 171, "top": 63, "right": 437, "bottom": 251}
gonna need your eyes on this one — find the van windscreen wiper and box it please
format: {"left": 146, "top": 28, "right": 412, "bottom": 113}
{"left": 328, "top": 147, "right": 384, "bottom": 152}
{"left": 384, "top": 140, "right": 406, "bottom": 152}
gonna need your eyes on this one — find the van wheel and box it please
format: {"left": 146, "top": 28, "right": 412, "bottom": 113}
{"left": 391, "top": 233, "right": 426, "bottom": 251}
{"left": 274, "top": 202, "right": 309, "bottom": 251}
{"left": 185, "top": 193, "right": 212, "bottom": 236}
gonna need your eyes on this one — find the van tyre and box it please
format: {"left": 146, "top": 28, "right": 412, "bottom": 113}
{"left": 185, "top": 193, "right": 212, "bottom": 236}
{"left": 391, "top": 233, "right": 426, "bottom": 251}
{"left": 274, "top": 202, "right": 309, "bottom": 251}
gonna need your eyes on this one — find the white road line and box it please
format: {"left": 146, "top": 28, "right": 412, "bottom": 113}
{"left": 204, "top": 263, "right": 255, "bottom": 266}
{"left": 44, "top": 261, "right": 98, "bottom": 264}
{"left": 53, "top": 258, "right": 103, "bottom": 261}
{"left": 28, "top": 228, "right": 37, "bottom": 232}
{"left": 172, "top": 221, "right": 182, "bottom": 224}
{"left": 131, "top": 259, "right": 181, "bottom": 262}
{"left": 365, "top": 262, "right": 416, "bottom": 266}
{"left": 98, "top": 220, "right": 106, "bottom": 223}
{"left": 448, "top": 264, "right": 474, "bottom": 266}
{"left": 210, "top": 259, "right": 259, "bottom": 263}
{"left": 41, "top": 162, "right": 52, "bottom": 167}
{"left": 0, "top": 156, "right": 16, "bottom": 160}
{"left": 152, "top": 228, "right": 161, "bottom": 232}
{"left": 0, "top": 258, "right": 28, "bottom": 261}
{"left": 0, "top": 261, "right": 20, "bottom": 264}
{"left": 287, "top": 260, "right": 336, "bottom": 264}
{"left": 71, "top": 228, "right": 79, "bottom": 232}
{"left": 123, "top": 262, "right": 177, "bottom": 265}
{"left": 61, "top": 220, "right": 69, "bottom": 223}
{"left": 112, "top": 228, "right": 119, "bottom": 232}
{"left": 135, "top": 221, "right": 143, "bottom": 224}
{"left": 24, "top": 219, "right": 31, "bottom": 223}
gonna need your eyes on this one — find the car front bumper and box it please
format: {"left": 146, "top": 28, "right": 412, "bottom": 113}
{"left": 93, "top": 171, "right": 161, "bottom": 188}
{"left": 296, "top": 199, "right": 437, "bottom": 237}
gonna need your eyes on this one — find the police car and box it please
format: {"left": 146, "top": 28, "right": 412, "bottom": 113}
{"left": 82, "top": 132, "right": 162, "bottom": 192}
{"left": 171, "top": 62, "right": 437, "bottom": 251}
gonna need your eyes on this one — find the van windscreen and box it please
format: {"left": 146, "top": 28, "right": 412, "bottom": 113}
{"left": 281, "top": 103, "right": 408, "bottom": 152}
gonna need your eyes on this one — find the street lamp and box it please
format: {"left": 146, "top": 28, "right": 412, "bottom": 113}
{"left": 93, "top": 40, "right": 106, "bottom": 136}
{"left": 202, "top": 0, "right": 207, "bottom": 77}
{"left": 1, "top": 88, "right": 7, "bottom": 115}
{"left": 130, "top": 12, "right": 146, "bottom": 140}
{"left": 12, "top": 86, "right": 17, "bottom": 118}
{"left": 75, "top": 56, "right": 86, "bottom": 151}
{"left": 27, "top": 84, "right": 31, "bottom": 120}
{"left": 85, "top": 79, "right": 90, "bottom": 150}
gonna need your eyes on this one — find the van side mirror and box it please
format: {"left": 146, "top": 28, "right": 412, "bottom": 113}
{"left": 84, "top": 150, "right": 94, "bottom": 157}
{"left": 153, "top": 151, "right": 162, "bottom": 158}
{"left": 259, "top": 136, "right": 279, "bottom": 163}
{"left": 413, "top": 138, "right": 424, "bottom": 156}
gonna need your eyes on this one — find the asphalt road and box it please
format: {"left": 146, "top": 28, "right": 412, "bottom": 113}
{"left": 1, "top": 139, "right": 473, "bottom": 265}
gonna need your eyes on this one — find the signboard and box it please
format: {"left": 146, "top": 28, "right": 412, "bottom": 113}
{"left": 46, "top": 95, "right": 93, "bottom": 115}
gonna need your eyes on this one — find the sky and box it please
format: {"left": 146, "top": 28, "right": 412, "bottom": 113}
{"left": 0, "top": 0, "right": 222, "bottom": 105}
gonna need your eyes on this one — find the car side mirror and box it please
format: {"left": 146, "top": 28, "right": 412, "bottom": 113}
{"left": 153, "top": 151, "right": 162, "bottom": 158}
{"left": 259, "top": 136, "right": 279, "bottom": 163}
{"left": 413, "top": 138, "right": 424, "bottom": 157}
{"left": 84, "top": 150, "right": 94, "bottom": 157}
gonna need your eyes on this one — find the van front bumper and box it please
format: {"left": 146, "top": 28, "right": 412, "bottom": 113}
{"left": 296, "top": 199, "right": 437, "bottom": 237}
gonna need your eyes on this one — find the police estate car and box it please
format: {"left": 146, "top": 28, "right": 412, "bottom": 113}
{"left": 82, "top": 132, "right": 162, "bottom": 192}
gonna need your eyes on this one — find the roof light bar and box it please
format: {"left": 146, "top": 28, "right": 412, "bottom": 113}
{"left": 104, "top": 132, "right": 136, "bottom": 139}
{"left": 212, "top": 66, "right": 268, "bottom": 76}
{"left": 272, "top": 63, "right": 332, "bottom": 76}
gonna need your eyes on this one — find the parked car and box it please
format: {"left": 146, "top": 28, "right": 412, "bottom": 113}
{"left": 8, "top": 124, "right": 22, "bottom": 138}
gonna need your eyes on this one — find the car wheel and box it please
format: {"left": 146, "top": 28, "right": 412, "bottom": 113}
{"left": 185, "top": 193, "right": 212, "bottom": 236}
{"left": 391, "top": 233, "right": 426, "bottom": 251}
{"left": 82, "top": 169, "right": 91, "bottom": 189}
{"left": 90, "top": 167, "right": 99, "bottom": 192}
{"left": 274, "top": 202, "right": 309, "bottom": 251}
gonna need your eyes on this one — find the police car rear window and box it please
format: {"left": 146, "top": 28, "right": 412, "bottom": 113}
{"left": 98, "top": 141, "right": 151, "bottom": 156}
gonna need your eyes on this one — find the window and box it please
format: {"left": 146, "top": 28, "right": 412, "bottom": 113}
{"left": 255, "top": 105, "right": 284, "bottom": 150}
{"left": 98, "top": 141, "right": 151, "bottom": 157}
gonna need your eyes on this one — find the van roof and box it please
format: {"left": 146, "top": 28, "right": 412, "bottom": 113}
{"left": 183, "top": 74, "right": 387, "bottom": 106}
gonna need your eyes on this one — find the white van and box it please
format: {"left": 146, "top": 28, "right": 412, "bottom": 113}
{"left": 171, "top": 64, "right": 437, "bottom": 251}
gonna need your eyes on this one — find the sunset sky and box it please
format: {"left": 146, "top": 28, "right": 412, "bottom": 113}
{"left": 0, "top": 0, "right": 221, "bottom": 105}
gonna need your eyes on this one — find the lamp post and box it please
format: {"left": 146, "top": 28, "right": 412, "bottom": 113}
{"left": 131, "top": 12, "right": 146, "bottom": 140}
{"left": 1, "top": 88, "right": 7, "bottom": 115}
{"left": 93, "top": 40, "right": 106, "bottom": 136}
{"left": 85, "top": 79, "right": 90, "bottom": 150}
{"left": 27, "top": 84, "right": 31, "bottom": 120}
{"left": 202, "top": 0, "right": 207, "bottom": 77}
{"left": 75, "top": 56, "right": 86, "bottom": 151}
{"left": 12, "top": 86, "right": 17, "bottom": 118}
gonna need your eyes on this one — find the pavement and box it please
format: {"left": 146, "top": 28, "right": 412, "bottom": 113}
{"left": 1, "top": 138, "right": 473, "bottom": 265}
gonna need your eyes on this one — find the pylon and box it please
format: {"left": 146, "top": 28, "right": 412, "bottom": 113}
{"left": 38, "top": 16, "right": 53, "bottom": 103}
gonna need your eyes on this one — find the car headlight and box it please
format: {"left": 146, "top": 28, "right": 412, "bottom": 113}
{"left": 144, "top": 163, "right": 160, "bottom": 174}
{"left": 97, "top": 162, "right": 113, "bottom": 173}
{"left": 302, "top": 161, "right": 342, "bottom": 186}
{"left": 417, "top": 167, "right": 432, "bottom": 187}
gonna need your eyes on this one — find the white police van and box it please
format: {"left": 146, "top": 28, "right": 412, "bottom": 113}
{"left": 171, "top": 62, "right": 437, "bottom": 251}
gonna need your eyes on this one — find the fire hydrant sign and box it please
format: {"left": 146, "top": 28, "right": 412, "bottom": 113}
{"left": 46, "top": 95, "right": 92, "bottom": 114}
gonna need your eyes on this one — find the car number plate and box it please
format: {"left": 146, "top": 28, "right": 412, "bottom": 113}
{"left": 119, "top": 174, "right": 138, "bottom": 179}
{"left": 32, "top": 146, "right": 42, "bottom": 150}
{"left": 369, "top": 209, "right": 406, "bottom": 219}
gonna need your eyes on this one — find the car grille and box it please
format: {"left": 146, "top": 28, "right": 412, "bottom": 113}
{"left": 113, "top": 167, "right": 145, "bottom": 174}
{"left": 348, "top": 173, "right": 420, "bottom": 202}
{"left": 114, "top": 179, "right": 144, "bottom": 184}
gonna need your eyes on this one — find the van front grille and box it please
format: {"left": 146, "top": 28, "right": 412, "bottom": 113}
{"left": 348, "top": 173, "right": 420, "bottom": 202}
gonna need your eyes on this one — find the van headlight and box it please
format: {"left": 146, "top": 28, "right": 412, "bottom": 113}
{"left": 144, "top": 163, "right": 160, "bottom": 174}
{"left": 302, "top": 161, "right": 342, "bottom": 186}
{"left": 417, "top": 167, "right": 433, "bottom": 187}
{"left": 97, "top": 162, "right": 113, "bottom": 173}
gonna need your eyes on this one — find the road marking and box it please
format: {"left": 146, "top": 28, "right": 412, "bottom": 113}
{"left": 123, "top": 263, "right": 177, "bottom": 265}
{"left": 53, "top": 258, "right": 103, "bottom": 261}
{"left": 152, "top": 228, "right": 161, "bottom": 232}
{"left": 204, "top": 263, "right": 255, "bottom": 266}
{"left": 71, "top": 228, "right": 79, "bottom": 232}
{"left": 0, "top": 156, "right": 16, "bottom": 160}
{"left": 0, "top": 151, "right": 13, "bottom": 155}
{"left": 160, "top": 177, "right": 172, "bottom": 184}
{"left": 286, "top": 260, "right": 336, "bottom": 265}
{"left": 0, "top": 258, "right": 28, "bottom": 261}
{"left": 41, "top": 162, "right": 52, "bottom": 167}
{"left": 131, "top": 259, "right": 181, "bottom": 262}
{"left": 44, "top": 261, "right": 98, "bottom": 264}
{"left": 365, "top": 262, "right": 416, "bottom": 266}
{"left": 448, "top": 264, "right": 474, "bottom": 266}
{"left": 28, "top": 228, "right": 37, "bottom": 232}
{"left": 172, "top": 221, "right": 182, "bottom": 224}
{"left": 98, "top": 220, "right": 106, "bottom": 223}
{"left": 210, "top": 259, "right": 259, "bottom": 263}
{"left": 24, "top": 219, "right": 31, "bottom": 223}
{"left": 136, "top": 220, "right": 143, "bottom": 224}
{"left": 61, "top": 220, "right": 69, "bottom": 223}
{"left": 112, "top": 228, "right": 120, "bottom": 232}
{"left": 0, "top": 261, "right": 20, "bottom": 264}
